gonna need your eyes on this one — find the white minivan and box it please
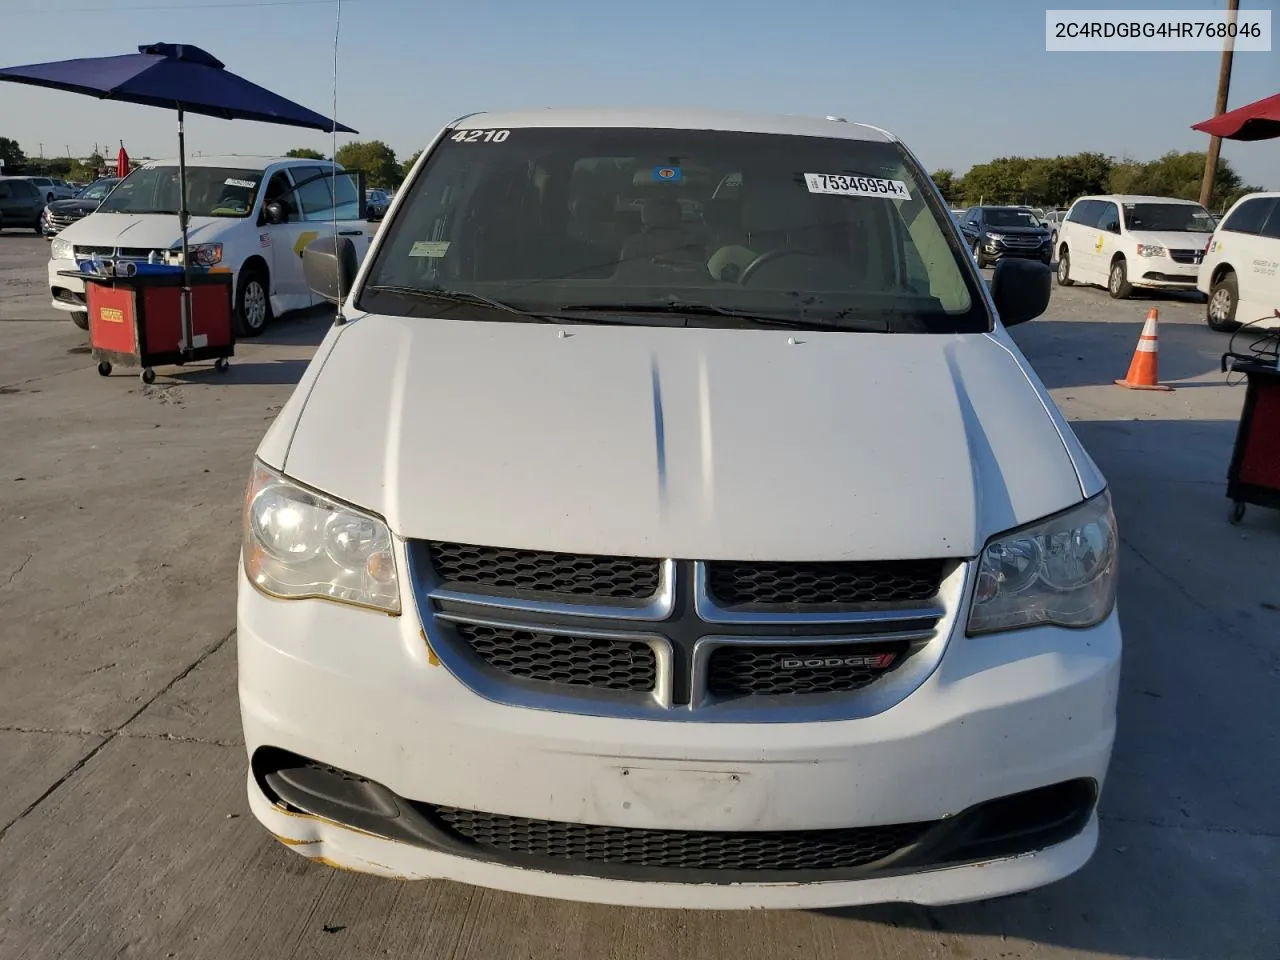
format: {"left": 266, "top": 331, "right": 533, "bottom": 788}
{"left": 47, "top": 155, "right": 371, "bottom": 334}
{"left": 238, "top": 108, "right": 1120, "bottom": 909}
{"left": 1055, "top": 194, "right": 1215, "bottom": 299}
{"left": 1198, "top": 191, "right": 1280, "bottom": 331}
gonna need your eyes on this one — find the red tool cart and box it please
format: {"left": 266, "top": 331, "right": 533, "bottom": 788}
{"left": 72, "top": 270, "right": 235, "bottom": 384}
{"left": 1225, "top": 358, "right": 1280, "bottom": 524}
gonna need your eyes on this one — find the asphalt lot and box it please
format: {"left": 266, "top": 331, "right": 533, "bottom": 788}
{"left": 1, "top": 231, "right": 1277, "bottom": 960}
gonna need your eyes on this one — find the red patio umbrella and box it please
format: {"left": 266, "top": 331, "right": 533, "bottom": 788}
{"left": 116, "top": 141, "right": 129, "bottom": 177}
{"left": 1192, "top": 91, "right": 1280, "bottom": 142}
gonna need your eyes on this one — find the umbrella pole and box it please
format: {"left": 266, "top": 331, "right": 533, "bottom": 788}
{"left": 177, "top": 106, "right": 193, "bottom": 354}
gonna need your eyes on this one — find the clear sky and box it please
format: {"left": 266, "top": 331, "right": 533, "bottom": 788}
{"left": 2, "top": 0, "right": 1277, "bottom": 189}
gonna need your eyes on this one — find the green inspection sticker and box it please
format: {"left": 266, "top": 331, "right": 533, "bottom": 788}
{"left": 409, "top": 240, "right": 451, "bottom": 258}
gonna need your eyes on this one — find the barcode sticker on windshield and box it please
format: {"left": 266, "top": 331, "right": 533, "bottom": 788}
{"left": 804, "top": 173, "right": 910, "bottom": 200}
{"left": 224, "top": 178, "right": 257, "bottom": 189}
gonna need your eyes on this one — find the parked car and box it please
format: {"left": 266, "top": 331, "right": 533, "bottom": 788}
{"left": 0, "top": 175, "right": 46, "bottom": 232}
{"left": 1198, "top": 191, "right": 1280, "bottom": 332}
{"left": 1040, "top": 209, "right": 1070, "bottom": 248}
{"left": 239, "top": 107, "right": 1118, "bottom": 910}
{"left": 40, "top": 177, "right": 121, "bottom": 237}
{"left": 1056, "top": 194, "right": 1214, "bottom": 299}
{"left": 365, "top": 187, "right": 390, "bottom": 220}
{"left": 48, "top": 155, "right": 371, "bottom": 334}
{"left": 22, "top": 175, "right": 76, "bottom": 203}
{"left": 958, "top": 205, "right": 1053, "bottom": 268}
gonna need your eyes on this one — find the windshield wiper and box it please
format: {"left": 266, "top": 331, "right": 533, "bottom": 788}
{"left": 364, "top": 285, "right": 584, "bottom": 323}
{"left": 560, "top": 298, "right": 877, "bottom": 331}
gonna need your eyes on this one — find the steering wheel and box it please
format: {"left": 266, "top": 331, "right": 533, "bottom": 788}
{"left": 738, "top": 248, "right": 808, "bottom": 286}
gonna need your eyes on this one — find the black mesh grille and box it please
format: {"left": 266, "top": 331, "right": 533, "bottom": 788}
{"left": 427, "top": 541, "right": 660, "bottom": 600}
{"left": 706, "top": 560, "right": 944, "bottom": 607}
{"left": 453, "top": 622, "right": 656, "bottom": 692}
{"left": 707, "top": 642, "right": 909, "bottom": 697}
{"left": 1169, "top": 249, "right": 1201, "bottom": 264}
{"left": 430, "top": 806, "right": 930, "bottom": 871}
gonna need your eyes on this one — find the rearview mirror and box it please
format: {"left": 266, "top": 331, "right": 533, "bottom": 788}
{"left": 302, "top": 236, "right": 358, "bottom": 305}
{"left": 990, "top": 257, "right": 1051, "bottom": 327}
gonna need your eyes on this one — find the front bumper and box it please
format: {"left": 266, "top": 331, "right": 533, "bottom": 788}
{"left": 238, "top": 564, "right": 1120, "bottom": 907}
{"left": 984, "top": 241, "right": 1052, "bottom": 263}
{"left": 1133, "top": 267, "right": 1200, "bottom": 289}
{"left": 48, "top": 257, "right": 84, "bottom": 313}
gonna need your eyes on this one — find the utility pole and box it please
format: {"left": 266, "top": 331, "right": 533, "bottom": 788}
{"left": 1199, "top": 0, "right": 1239, "bottom": 210}
{"left": 38, "top": 142, "right": 44, "bottom": 158}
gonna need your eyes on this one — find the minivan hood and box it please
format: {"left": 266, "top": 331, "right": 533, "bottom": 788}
{"left": 280, "top": 317, "right": 1084, "bottom": 561}
{"left": 57, "top": 212, "right": 235, "bottom": 248}
{"left": 1127, "top": 229, "right": 1213, "bottom": 249}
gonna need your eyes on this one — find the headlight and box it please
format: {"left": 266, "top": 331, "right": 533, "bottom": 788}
{"left": 242, "top": 461, "right": 400, "bottom": 613}
{"left": 188, "top": 242, "right": 223, "bottom": 266}
{"left": 50, "top": 238, "right": 73, "bottom": 260}
{"left": 1136, "top": 243, "right": 1166, "bottom": 258}
{"left": 987, "top": 233, "right": 1007, "bottom": 242}
{"left": 967, "top": 491, "right": 1117, "bottom": 635}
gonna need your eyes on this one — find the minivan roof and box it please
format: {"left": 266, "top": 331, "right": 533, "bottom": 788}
{"left": 453, "top": 107, "right": 896, "bottom": 143}
{"left": 138, "top": 155, "right": 340, "bottom": 170}
{"left": 1076, "top": 194, "right": 1208, "bottom": 205}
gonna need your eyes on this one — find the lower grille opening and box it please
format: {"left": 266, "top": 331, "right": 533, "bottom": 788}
{"left": 452, "top": 621, "right": 657, "bottom": 692}
{"left": 252, "top": 749, "right": 1097, "bottom": 884}
{"left": 429, "top": 806, "right": 929, "bottom": 872}
{"left": 707, "top": 641, "right": 910, "bottom": 697}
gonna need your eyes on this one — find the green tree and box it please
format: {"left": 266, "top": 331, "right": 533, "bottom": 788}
{"left": 1106, "top": 150, "right": 1259, "bottom": 212}
{"left": 334, "top": 140, "right": 399, "bottom": 188}
{"left": 68, "top": 153, "right": 105, "bottom": 181}
{"left": 0, "top": 137, "right": 26, "bottom": 172}
{"left": 285, "top": 147, "right": 325, "bottom": 160}
{"left": 930, "top": 169, "right": 958, "bottom": 204}
{"left": 401, "top": 149, "right": 423, "bottom": 180}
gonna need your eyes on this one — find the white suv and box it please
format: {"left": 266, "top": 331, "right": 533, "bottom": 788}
{"left": 1198, "top": 191, "right": 1280, "bottom": 331}
{"left": 237, "top": 107, "right": 1120, "bottom": 909}
{"left": 1055, "top": 194, "right": 1215, "bottom": 299}
{"left": 47, "top": 156, "right": 371, "bottom": 334}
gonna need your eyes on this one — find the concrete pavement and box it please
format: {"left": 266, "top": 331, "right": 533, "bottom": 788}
{"left": 1, "top": 231, "right": 1276, "bottom": 959}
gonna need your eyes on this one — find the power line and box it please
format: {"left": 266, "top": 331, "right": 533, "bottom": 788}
{"left": 7, "top": 0, "right": 370, "bottom": 14}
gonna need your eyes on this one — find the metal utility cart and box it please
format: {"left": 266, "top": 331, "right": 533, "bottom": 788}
{"left": 1224, "top": 357, "right": 1280, "bottom": 524}
{"left": 73, "top": 269, "right": 234, "bottom": 383}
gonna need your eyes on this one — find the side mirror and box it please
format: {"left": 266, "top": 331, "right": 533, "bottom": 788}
{"left": 264, "top": 202, "right": 287, "bottom": 225}
{"left": 990, "top": 257, "right": 1051, "bottom": 327}
{"left": 302, "top": 236, "right": 358, "bottom": 304}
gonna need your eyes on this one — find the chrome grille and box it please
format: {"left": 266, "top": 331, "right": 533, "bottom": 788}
{"left": 411, "top": 542, "right": 963, "bottom": 721}
{"left": 430, "top": 805, "right": 931, "bottom": 871}
{"left": 1169, "top": 248, "right": 1204, "bottom": 265}
{"left": 706, "top": 641, "right": 908, "bottom": 697}
{"left": 705, "top": 560, "right": 943, "bottom": 608}
{"left": 450, "top": 621, "right": 657, "bottom": 692}
{"left": 427, "top": 541, "right": 661, "bottom": 601}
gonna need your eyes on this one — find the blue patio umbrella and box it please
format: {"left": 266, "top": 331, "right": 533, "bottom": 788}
{"left": 0, "top": 43, "right": 357, "bottom": 350}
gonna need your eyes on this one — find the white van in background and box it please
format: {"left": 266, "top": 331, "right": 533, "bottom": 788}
{"left": 47, "top": 156, "right": 370, "bottom": 334}
{"left": 1198, "top": 191, "right": 1280, "bottom": 332}
{"left": 1055, "top": 195, "right": 1215, "bottom": 299}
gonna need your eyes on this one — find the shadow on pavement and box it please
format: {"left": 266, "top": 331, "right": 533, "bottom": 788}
{"left": 1010, "top": 317, "right": 1232, "bottom": 390}
{"left": 170, "top": 358, "right": 311, "bottom": 386}
{"left": 252, "top": 304, "right": 335, "bottom": 347}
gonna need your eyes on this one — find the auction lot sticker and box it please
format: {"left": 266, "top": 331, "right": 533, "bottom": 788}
{"left": 804, "top": 173, "right": 911, "bottom": 200}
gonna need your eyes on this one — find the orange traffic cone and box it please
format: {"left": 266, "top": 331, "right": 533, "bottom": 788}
{"left": 1115, "top": 308, "right": 1174, "bottom": 391}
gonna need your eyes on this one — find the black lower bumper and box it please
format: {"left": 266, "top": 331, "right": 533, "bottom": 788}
{"left": 253, "top": 747, "right": 1098, "bottom": 885}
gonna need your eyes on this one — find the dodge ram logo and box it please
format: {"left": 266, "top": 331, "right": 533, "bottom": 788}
{"left": 780, "top": 653, "right": 897, "bottom": 670}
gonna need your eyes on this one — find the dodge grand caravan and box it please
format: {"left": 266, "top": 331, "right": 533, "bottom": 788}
{"left": 239, "top": 108, "right": 1120, "bottom": 909}
{"left": 48, "top": 156, "right": 369, "bottom": 334}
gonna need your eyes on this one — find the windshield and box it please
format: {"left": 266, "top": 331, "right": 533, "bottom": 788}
{"left": 97, "top": 166, "right": 263, "bottom": 217}
{"left": 985, "top": 208, "right": 1042, "bottom": 228}
{"left": 79, "top": 180, "right": 118, "bottom": 201}
{"left": 1123, "top": 203, "right": 1214, "bottom": 233}
{"left": 359, "top": 126, "right": 988, "bottom": 334}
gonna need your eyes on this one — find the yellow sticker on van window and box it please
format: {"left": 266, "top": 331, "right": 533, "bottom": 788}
{"left": 409, "top": 240, "right": 451, "bottom": 258}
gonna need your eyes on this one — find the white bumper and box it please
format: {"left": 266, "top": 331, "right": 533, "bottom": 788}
{"left": 237, "top": 565, "right": 1120, "bottom": 908}
{"left": 1128, "top": 255, "right": 1201, "bottom": 290}
{"left": 48, "top": 257, "right": 84, "bottom": 313}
